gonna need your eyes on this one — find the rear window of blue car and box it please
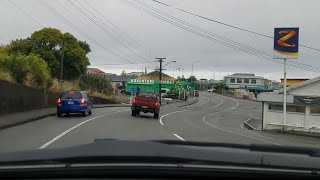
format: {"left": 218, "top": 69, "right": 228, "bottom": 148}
{"left": 61, "top": 91, "right": 83, "bottom": 99}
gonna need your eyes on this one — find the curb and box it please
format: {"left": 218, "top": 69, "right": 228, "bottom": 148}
{"left": 177, "top": 98, "right": 199, "bottom": 107}
{"left": 0, "top": 112, "right": 56, "bottom": 130}
{"left": 243, "top": 118, "right": 256, "bottom": 130}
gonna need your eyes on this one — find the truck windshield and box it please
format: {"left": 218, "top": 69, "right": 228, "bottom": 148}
{"left": 138, "top": 92, "right": 157, "bottom": 98}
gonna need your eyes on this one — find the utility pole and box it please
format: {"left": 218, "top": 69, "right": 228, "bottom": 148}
{"left": 156, "top": 57, "right": 166, "bottom": 104}
{"left": 191, "top": 61, "right": 200, "bottom": 97}
{"left": 59, "top": 39, "right": 65, "bottom": 82}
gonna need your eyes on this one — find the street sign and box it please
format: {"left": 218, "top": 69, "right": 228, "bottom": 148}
{"left": 274, "top": 27, "right": 299, "bottom": 59}
{"left": 130, "top": 87, "right": 137, "bottom": 93}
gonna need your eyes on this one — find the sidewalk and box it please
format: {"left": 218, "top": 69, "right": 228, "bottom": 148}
{"left": 0, "top": 108, "right": 56, "bottom": 130}
{"left": 0, "top": 103, "right": 131, "bottom": 130}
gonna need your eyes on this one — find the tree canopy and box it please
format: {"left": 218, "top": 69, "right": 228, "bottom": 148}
{"left": 5, "top": 27, "right": 91, "bottom": 81}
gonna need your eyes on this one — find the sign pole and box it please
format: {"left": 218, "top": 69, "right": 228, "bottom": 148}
{"left": 283, "top": 58, "right": 287, "bottom": 132}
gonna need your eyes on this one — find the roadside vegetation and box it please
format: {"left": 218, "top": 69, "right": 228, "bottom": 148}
{"left": 0, "top": 27, "right": 114, "bottom": 99}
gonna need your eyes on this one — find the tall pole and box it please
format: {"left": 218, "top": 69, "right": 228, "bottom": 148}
{"left": 60, "top": 39, "right": 65, "bottom": 81}
{"left": 156, "top": 58, "right": 166, "bottom": 105}
{"left": 283, "top": 58, "right": 287, "bottom": 132}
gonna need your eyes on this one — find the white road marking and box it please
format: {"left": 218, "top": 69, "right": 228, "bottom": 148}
{"left": 189, "top": 97, "right": 210, "bottom": 107}
{"left": 173, "top": 133, "right": 186, "bottom": 141}
{"left": 206, "top": 98, "right": 224, "bottom": 110}
{"left": 159, "top": 110, "right": 190, "bottom": 125}
{"left": 39, "top": 109, "right": 130, "bottom": 149}
{"left": 202, "top": 96, "right": 280, "bottom": 145}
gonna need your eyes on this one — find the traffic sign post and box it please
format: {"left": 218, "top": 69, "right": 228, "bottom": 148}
{"left": 274, "top": 27, "right": 299, "bottom": 132}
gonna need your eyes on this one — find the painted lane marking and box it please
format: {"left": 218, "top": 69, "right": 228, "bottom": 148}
{"left": 39, "top": 109, "right": 130, "bottom": 149}
{"left": 173, "top": 133, "right": 186, "bottom": 141}
{"left": 189, "top": 97, "right": 210, "bottom": 107}
{"left": 202, "top": 96, "right": 280, "bottom": 145}
{"left": 159, "top": 110, "right": 190, "bottom": 125}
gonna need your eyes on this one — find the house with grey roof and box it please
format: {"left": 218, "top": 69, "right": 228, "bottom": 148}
{"left": 258, "top": 76, "right": 320, "bottom": 133}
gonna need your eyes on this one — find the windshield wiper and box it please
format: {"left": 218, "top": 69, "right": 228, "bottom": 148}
{"left": 153, "top": 140, "right": 320, "bottom": 157}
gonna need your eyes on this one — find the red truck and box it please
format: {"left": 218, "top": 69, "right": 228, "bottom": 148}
{"left": 131, "top": 91, "right": 160, "bottom": 119}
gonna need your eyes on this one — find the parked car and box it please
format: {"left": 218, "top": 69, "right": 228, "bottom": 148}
{"left": 195, "top": 90, "right": 199, "bottom": 97}
{"left": 131, "top": 91, "right": 160, "bottom": 119}
{"left": 57, "top": 90, "right": 92, "bottom": 117}
{"left": 207, "top": 89, "right": 214, "bottom": 92}
{"left": 161, "top": 88, "right": 170, "bottom": 97}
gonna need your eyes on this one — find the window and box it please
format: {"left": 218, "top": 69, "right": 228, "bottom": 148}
{"left": 311, "top": 106, "right": 320, "bottom": 114}
{"left": 269, "top": 104, "right": 305, "bottom": 113}
{"left": 138, "top": 91, "right": 157, "bottom": 98}
{"left": 244, "top": 79, "right": 249, "bottom": 84}
{"left": 251, "top": 79, "right": 256, "bottom": 84}
{"left": 237, "top": 79, "right": 242, "bottom": 83}
{"left": 61, "top": 91, "right": 83, "bottom": 99}
{"left": 230, "top": 78, "right": 235, "bottom": 83}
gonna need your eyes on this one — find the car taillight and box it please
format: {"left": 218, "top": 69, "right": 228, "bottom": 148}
{"left": 132, "top": 98, "right": 136, "bottom": 103}
{"left": 57, "top": 98, "right": 62, "bottom": 105}
{"left": 155, "top": 102, "right": 158, "bottom": 106}
{"left": 80, "top": 98, "right": 86, "bottom": 104}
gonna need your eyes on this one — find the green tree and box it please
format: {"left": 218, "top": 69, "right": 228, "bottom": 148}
{"left": 79, "top": 73, "right": 113, "bottom": 95}
{"left": 26, "top": 54, "right": 52, "bottom": 89}
{"left": 187, "top": 75, "right": 197, "bottom": 82}
{"left": 6, "top": 28, "right": 91, "bottom": 81}
{"left": 6, "top": 38, "right": 32, "bottom": 55}
{"left": 78, "top": 40, "right": 91, "bottom": 54}
{"left": 213, "top": 82, "right": 229, "bottom": 93}
{"left": 5, "top": 54, "right": 30, "bottom": 84}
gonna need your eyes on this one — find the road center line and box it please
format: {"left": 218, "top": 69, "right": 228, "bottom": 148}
{"left": 189, "top": 97, "right": 210, "bottom": 107}
{"left": 159, "top": 110, "right": 190, "bottom": 125}
{"left": 39, "top": 109, "right": 130, "bottom": 149}
{"left": 202, "top": 96, "right": 280, "bottom": 145}
{"left": 173, "top": 133, "right": 186, "bottom": 141}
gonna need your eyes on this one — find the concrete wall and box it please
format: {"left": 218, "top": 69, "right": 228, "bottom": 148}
{"left": 0, "top": 80, "right": 117, "bottom": 115}
{"left": 0, "top": 80, "right": 60, "bottom": 115}
{"left": 263, "top": 102, "right": 320, "bottom": 132}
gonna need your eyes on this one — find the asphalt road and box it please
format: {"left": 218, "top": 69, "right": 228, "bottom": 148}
{"left": 1, "top": 92, "right": 320, "bottom": 153}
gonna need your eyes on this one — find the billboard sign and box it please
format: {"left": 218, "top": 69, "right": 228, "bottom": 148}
{"left": 274, "top": 27, "right": 299, "bottom": 59}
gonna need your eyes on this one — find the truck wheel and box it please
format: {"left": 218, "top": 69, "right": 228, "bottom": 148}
{"left": 131, "top": 110, "right": 136, "bottom": 116}
{"left": 154, "top": 112, "right": 159, "bottom": 119}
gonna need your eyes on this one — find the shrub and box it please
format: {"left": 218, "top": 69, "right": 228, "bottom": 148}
{"left": 79, "top": 73, "right": 113, "bottom": 95}
{"left": 4, "top": 54, "right": 30, "bottom": 84}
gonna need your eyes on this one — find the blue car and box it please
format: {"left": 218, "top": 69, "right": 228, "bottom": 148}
{"left": 57, "top": 90, "right": 93, "bottom": 117}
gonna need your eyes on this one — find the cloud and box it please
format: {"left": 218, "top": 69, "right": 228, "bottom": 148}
{"left": 1, "top": 0, "right": 320, "bottom": 81}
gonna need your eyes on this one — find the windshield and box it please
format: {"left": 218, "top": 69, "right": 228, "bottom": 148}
{"left": 61, "top": 91, "right": 83, "bottom": 99}
{"left": 138, "top": 91, "right": 157, "bottom": 98}
{"left": 1, "top": 0, "right": 320, "bottom": 167}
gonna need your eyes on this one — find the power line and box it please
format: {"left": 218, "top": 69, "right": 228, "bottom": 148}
{"left": 39, "top": 0, "right": 141, "bottom": 68}
{"left": 149, "top": 0, "right": 320, "bottom": 52}
{"left": 68, "top": 0, "right": 156, "bottom": 66}
{"left": 91, "top": 62, "right": 147, "bottom": 66}
{"left": 132, "top": 0, "right": 319, "bottom": 72}
{"left": 83, "top": 0, "right": 155, "bottom": 58}
{"left": 123, "top": 0, "right": 320, "bottom": 73}
{"left": 7, "top": 0, "right": 43, "bottom": 27}
{"left": 54, "top": 0, "right": 140, "bottom": 67}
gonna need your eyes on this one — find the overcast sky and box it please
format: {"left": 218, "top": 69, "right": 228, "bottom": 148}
{"left": 1, "top": 0, "right": 320, "bottom": 81}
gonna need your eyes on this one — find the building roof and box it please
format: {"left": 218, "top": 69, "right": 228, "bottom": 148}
{"left": 138, "top": 70, "right": 175, "bottom": 80}
{"left": 87, "top": 68, "right": 106, "bottom": 74}
{"left": 224, "top": 74, "right": 264, "bottom": 79}
{"left": 278, "top": 76, "right": 320, "bottom": 94}
{"left": 105, "top": 74, "right": 135, "bottom": 82}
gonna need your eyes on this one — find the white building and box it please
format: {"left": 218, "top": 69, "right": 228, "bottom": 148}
{"left": 224, "top": 73, "right": 269, "bottom": 91}
{"left": 258, "top": 76, "right": 320, "bottom": 133}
